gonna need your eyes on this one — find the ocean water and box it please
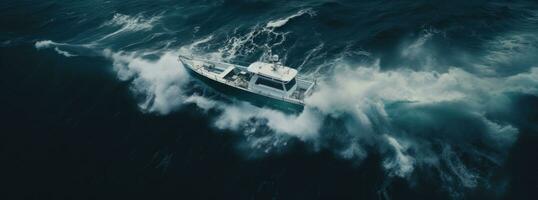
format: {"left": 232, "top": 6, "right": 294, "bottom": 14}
{"left": 1, "top": 0, "right": 538, "bottom": 199}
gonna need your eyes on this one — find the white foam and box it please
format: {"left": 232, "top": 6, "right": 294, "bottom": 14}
{"left": 300, "top": 57, "right": 533, "bottom": 170}
{"left": 54, "top": 47, "right": 76, "bottom": 57}
{"left": 184, "top": 95, "right": 217, "bottom": 112}
{"left": 483, "top": 117, "right": 518, "bottom": 149}
{"left": 307, "top": 60, "right": 538, "bottom": 116}
{"left": 217, "top": 26, "right": 269, "bottom": 60}
{"left": 480, "top": 33, "right": 538, "bottom": 75}
{"left": 504, "top": 67, "right": 538, "bottom": 95}
{"left": 35, "top": 40, "right": 76, "bottom": 57}
{"left": 100, "top": 13, "right": 160, "bottom": 40}
{"left": 383, "top": 135, "right": 415, "bottom": 178}
{"left": 104, "top": 49, "right": 189, "bottom": 114}
{"left": 442, "top": 145, "right": 478, "bottom": 188}
{"left": 104, "top": 13, "right": 160, "bottom": 31}
{"left": 35, "top": 40, "right": 56, "bottom": 49}
{"left": 339, "top": 142, "right": 367, "bottom": 160}
{"left": 213, "top": 9, "right": 316, "bottom": 61}
{"left": 401, "top": 29, "right": 436, "bottom": 58}
{"left": 297, "top": 42, "right": 324, "bottom": 71}
{"left": 266, "top": 9, "right": 316, "bottom": 28}
{"left": 189, "top": 35, "right": 213, "bottom": 48}
{"left": 214, "top": 103, "right": 322, "bottom": 140}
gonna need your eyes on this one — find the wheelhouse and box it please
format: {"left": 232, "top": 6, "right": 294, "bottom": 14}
{"left": 247, "top": 61, "right": 298, "bottom": 95}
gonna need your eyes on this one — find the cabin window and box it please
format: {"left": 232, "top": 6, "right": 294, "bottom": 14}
{"left": 284, "top": 78, "right": 296, "bottom": 91}
{"left": 255, "top": 77, "right": 283, "bottom": 90}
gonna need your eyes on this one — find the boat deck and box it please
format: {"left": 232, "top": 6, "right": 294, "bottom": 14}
{"left": 222, "top": 68, "right": 251, "bottom": 89}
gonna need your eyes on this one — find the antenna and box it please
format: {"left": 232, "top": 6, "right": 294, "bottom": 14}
{"left": 264, "top": 45, "right": 282, "bottom": 71}
{"left": 271, "top": 54, "right": 280, "bottom": 71}
{"left": 271, "top": 54, "right": 279, "bottom": 63}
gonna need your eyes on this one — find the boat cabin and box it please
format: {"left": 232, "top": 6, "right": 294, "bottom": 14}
{"left": 247, "top": 61, "right": 298, "bottom": 96}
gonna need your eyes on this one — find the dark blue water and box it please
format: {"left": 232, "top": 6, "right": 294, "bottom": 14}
{"left": 1, "top": 0, "right": 538, "bottom": 199}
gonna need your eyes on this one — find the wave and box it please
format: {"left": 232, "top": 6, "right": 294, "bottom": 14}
{"left": 479, "top": 32, "right": 538, "bottom": 76}
{"left": 216, "top": 25, "right": 288, "bottom": 61}
{"left": 99, "top": 13, "right": 161, "bottom": 41}
{"left": 35, "top": 40, "right": 58, "bottom": 49}
{"left": 35, "top": 40, "right": 77, "bottom": 57}
{"left": 297, "top": 42, "right": 325, "bottom": 72}
{"left": 103, "top": 49, "right": 189, "bottom": 114}
{"left": 266, "top": 8, "right": 316, "bottom": 28}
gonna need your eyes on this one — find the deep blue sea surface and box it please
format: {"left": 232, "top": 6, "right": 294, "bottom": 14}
{"left": 1, "top": 0, "right": 538, "bottom": 199}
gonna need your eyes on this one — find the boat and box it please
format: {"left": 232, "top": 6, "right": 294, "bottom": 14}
{"left": 178, "top": 54, "right": 316, "bottom": 112}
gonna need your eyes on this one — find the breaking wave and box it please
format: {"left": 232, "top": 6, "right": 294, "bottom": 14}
{"left": 103, "top": 49, "right": 188, "bottom": 114}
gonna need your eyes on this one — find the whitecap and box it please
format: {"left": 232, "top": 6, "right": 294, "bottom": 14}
{"left": 266, "top": 9, "right": 316, "bottom": 28}
{"left": 35, "top": 40, "right": 76, "bottom": 57}
{"left": 99, "top": 13, "right": 161, "bottom": 40}
{"left": 35, "top": 40, "right": 57, "bottom": 49}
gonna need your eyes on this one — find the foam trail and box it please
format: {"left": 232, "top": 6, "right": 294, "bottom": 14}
{"left": 189, "top": 35, "right": 214, "bottom": 48}
{"left": 35, "top": 40, "right": 77, "bottom": 57}
{"left": 401, "top": 29, "right": 437, "bottom": 58}
{"left": 383, "top": 135, "right": 415, "bottom": 178}
{"left": 444, "top": 148, "right": 478, "bottom": 188}
{"left": 54, "top": 47, "right": 76, "bottom": 57}
{"left": 297, "top": 42, "right": 324, "bottom": 71}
